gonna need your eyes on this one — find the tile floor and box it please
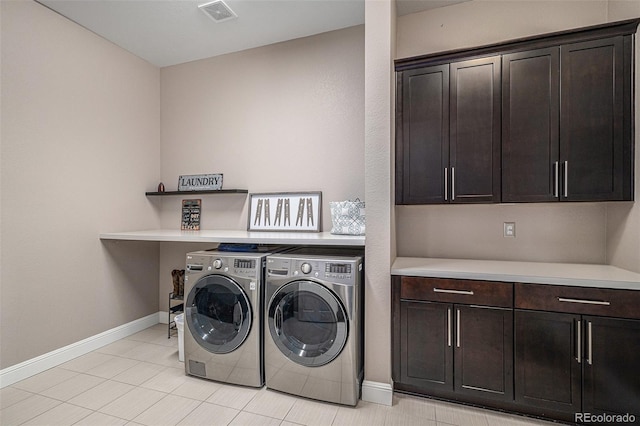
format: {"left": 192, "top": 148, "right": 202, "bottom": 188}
{"left": 1, "top": 324, "right": 558, "bottom": 426}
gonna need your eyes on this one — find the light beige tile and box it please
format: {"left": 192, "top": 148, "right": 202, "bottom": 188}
{"left": 392, "top": 394, "right": 437, "bottom": 420}
{"left": 59, "top": 352, "right": 114, "bottom": 373}
{"left": 22, "top": 402, "right": 92, "bottom": 425}
{"left": 97, "top": 339, "right": 144, "bottom": 357}
{"left": 177, "top": 401, "right": 239, "bottom": 426}
{"left": 243, "top": 389, "right": 298, "bottom": 419}
{"left": 128, "top": 326, "right": 176, "bottom": 347}
{"left": 87, "top": 356, "right": 141, "bottom": 379}
{"left": 0, "top": 394, "right": 61, "bottom": 425}
{"left": 11, "top": 367, "right": 78, "bottom": 393}
{"left": 68, "top": 379, "right": 135, "bottom": 410}
{"left": 133, "top": 394, "right": 201, "bottom": 426}
{"left": 385, "top": 412, "right": 437, "bottom": 426}
{"left": 485, "top": 411, "right": 557, "bottom": 426}
{"left": 0, "top": 387, "right": 33, "bottom": 409}
{"left": 112, "top": 361, "right": 165, "bottom": 386}
{"left": 172, "top": 376, "right": 221, "bottom": 401}
{"left": 332, "top": 400, "right": 390, "bottom": 426}
{"left": 284, "top": 398, "right": 339, "bottom": 426}
{"left": 99, "top": 387, "right": 166, "bottom": 420}
{"left": 140, "top": 366, "right": 188, "bottom": 393}
{"left": 74, "top": 411, "right": 129, "bottom": 426}
{"left": 40, "top": 373, "right": 105, "bottom": 401}
{"left": 228, "top": 411, "right": 281, "bottom": 426}
{"left": 121, "top": 342, "right": 181, "bottom": 367}
{"left": 434, "top": 402, "right": 489, "bottom": 426}
{"left": 206, "top": 384, "right": 260, "bottom": 410}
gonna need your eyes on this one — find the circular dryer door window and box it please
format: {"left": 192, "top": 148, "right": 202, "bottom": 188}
{"left": 268, "top": 280, "right": 348, "bottom": 367}
{"left": 185, "top": 274, "right": 252, "bottom": 354}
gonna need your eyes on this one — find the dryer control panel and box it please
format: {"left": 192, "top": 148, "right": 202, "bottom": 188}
{"left": 267, "top": 256, "right": 362, "bottom": 286}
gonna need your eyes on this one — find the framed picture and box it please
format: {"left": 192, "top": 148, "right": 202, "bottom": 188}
{"left": 247, "top": 192, "right": 321, "bottom": 232}
{"left": 181, "top": 199, "right": 201, "bottom": 230}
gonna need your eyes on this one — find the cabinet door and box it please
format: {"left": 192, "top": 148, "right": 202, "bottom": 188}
{"left": 397, "top": 65, "right": 449, "bottom": 204}
{"left": 582, "top": 316, "right": 640, "bottom": 417}
{"left": 502, "top": 48, "right": 560, "bottom": 202}
{"left": 560, "top": 36, "right": 632, "bottom": 201}
{"left": 455, "top": 305, "right": 513, "bottom": 401}
{"left": 400, "top": 301, "right": 453, "bottom": 392}
{"left": 514, "top": 310, "right": 581, "bottom": 413}
{"left": 450, "top": 56, "right": 501, "bottom": 203}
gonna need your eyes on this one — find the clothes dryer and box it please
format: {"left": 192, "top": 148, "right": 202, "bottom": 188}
{"left": 184, "top": 248, "right": 279, "bottom": 387}
{"left": 264, "top": 247, "right": 364, "bottom": 405}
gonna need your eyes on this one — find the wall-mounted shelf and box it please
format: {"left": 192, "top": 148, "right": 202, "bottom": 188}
{"left": 145, "top": 189, "right": 248, "bottom": 196}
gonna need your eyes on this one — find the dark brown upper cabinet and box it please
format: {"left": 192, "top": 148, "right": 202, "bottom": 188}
{"left": 396, "top": 19, "right": 638, "bottom": 205}
{"left": 560, "top": 37, "right": 632, "bottom": 201}
{"left": 396, "top": 57, "right": 500, "bottom": 204}
{"left": 398, "top": 65, "right": 449, "bottom": 204}
{"left": 502, "top": 48, "right": 560, "bottom": 202}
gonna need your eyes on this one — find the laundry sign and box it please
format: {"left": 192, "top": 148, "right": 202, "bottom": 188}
{"left": 178, "top": 173, "right": 223, "bottom": 191}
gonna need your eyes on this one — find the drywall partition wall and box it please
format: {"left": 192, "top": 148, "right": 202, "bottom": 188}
{"left": 395, "top": 1, "right": 626, "bottom": 265}
{"left": 606, "top": 1, "right": 640, "bottom": 273}
{"left": 0, "top": 1, "right": 161, "bottom": 369}
{"left": 364, "top": 0, "right": 395, "bottom": 401}
{"left": 159, "top": 25, "right": 365, "bottom": 231}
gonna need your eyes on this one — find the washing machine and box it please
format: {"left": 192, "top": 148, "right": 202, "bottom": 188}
{"left": 264, "top": 247, "right": 364, "bottom": 406}
{"left": 183, "top": 247, "right": 283, "bottom": 387}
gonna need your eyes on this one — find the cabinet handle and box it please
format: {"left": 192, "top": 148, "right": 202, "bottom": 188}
{"left": 558, "top": 297, "right": 610, "bottom": 306}
{"left": 444, "top": 168, "right": 448, "bottom": 201}
{"left": 564, "top": 160, "right": 569, "bottom": 198}
{"left": 434, "top": 288, "right": 474, "bottom": 295}
{"left": 447, "top": 308, "right": 452, "bottom": 347}
{"left": 554, "top": 161, "right": 559, "bottom": 198}
{"left": 451, "top": 167, "right": 456, "bottom": 201}
{"left": 456, "top": 309, "right": 461, "bottom": 348}
{"left": 576, "top": 319, "right": 582, "bottom": 364}
{"left": 587, "top": 321, "right": 593, "bottom": 365}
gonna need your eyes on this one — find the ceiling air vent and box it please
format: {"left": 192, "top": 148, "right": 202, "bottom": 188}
{"left": 199, "top": 0, "right": 238, "bottom": 23}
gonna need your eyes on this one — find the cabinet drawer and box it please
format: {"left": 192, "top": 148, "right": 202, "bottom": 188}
{"left": 400, "top": 277, "right": 513, "bottom": 308}
{"left": 515, "top": 283, "right": 640, "bottom": 319}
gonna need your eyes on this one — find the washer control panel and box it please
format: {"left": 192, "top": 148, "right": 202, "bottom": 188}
{"left": 186, "top": 253, "right": 261, "bottom": 279}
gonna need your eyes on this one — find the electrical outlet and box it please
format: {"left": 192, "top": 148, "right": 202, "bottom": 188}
{"left": 504, "top": 222, "right": 516, "bottom": 237}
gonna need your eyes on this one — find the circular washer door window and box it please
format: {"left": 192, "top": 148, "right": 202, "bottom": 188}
{"left": 185, "top": 274, "right": 251, "bottom": 354}
{"left": 268, "top": 280, "right": 348, "bottom": 367}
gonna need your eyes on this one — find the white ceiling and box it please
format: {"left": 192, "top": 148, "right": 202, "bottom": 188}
{"left": 37, "top": 0, "right": 469, "bottom": 68}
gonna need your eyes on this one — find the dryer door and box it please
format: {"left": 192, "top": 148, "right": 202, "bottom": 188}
{"left": 185, "top": 274, "right": 252, "bottom": 354}
{"left": 268, "top": 280, "right": 348, "bottom": 367}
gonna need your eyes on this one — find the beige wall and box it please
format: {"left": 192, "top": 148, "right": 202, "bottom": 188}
{"left": 606, "top": 1, "right": 640, "bottom": 273}
{"left": 0, "top": 1, "right": 161, "bottom": 368}
{"left": 395, "top": 1, "right": 639, "bottom": 269}
{"left": 157, "top": 26, "right": 365, "bottom": 308}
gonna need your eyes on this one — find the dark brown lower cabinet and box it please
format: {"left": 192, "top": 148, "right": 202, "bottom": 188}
{"left": 515, "top": 310, "right": 582, "bottom": 413}
{"left": 400, "top": 302, "right": 513, "bottom": 401}
{"left": 394, "top": 276, "right": 640, "bottom": 424}
{"left": 582, "top": 316, "right": 640, "bottom": 418}
{"left": 515, "top": 310, "right": 640, "bottom": 421}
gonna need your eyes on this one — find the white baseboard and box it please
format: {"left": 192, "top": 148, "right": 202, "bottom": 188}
{"left": 361, "top": 380, "right": 394, "bottom": 406}
{"left": 0, "top": 313, "right": 159, "bottom": 389}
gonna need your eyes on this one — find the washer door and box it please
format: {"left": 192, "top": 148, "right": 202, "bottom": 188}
{"left": 186, "top": 274, "right": 251, "bottom": 354}
{"left": 268, "top": 280, "right": 348, "bottom": 367}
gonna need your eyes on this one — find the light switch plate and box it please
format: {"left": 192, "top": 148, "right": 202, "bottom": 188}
{"left": 504, "top": 222, "right": 516, "bottom": 237}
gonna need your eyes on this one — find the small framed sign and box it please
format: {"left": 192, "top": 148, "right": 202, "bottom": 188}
{"left": 178, "top": 174, "right": 223, "bottom": 191}
{"left": 247, "top": 192, "right": 321, "bottom": 232}
{"left": 181, "top": 199, "right": 201, "bottom": 230}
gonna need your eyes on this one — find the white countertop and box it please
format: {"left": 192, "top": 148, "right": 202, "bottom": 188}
{"left": 392, "top": 257, "right": 640, "bottom": 290}
{"left": 100, "top": 229, "right": 365, "bottom": 246}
